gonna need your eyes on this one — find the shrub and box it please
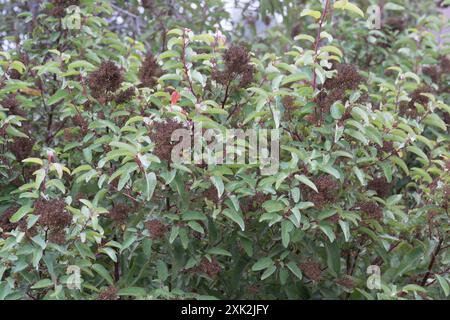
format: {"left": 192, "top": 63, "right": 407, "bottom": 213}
{"left": 0, "top": 0, "right": 449, "bottom": 300}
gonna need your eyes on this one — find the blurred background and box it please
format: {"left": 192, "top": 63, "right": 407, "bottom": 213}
{"left": 1, "top": 0, "right": 448, "bottom": 51}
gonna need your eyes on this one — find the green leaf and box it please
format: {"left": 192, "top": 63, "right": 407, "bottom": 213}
{"left": 207, "top": 247, "right": 232, "bottom": 257}
{"left": 281, "top": 220, "right": 293, "bottom": 248}
{"left": 187, "top": 221, "right": 205, "bottom": 234}
{"left": 222, "top": 209, "right": 245, "bottom": 231}
{"left": 261, "top": 265, "right": 277, "bottom": 280}
{"left": 31, "top": 279, "right": 53, "bottom": 289}
{"left": 319, "top": 223, "right": 336, "bottom": 242}
{"left": 92, "top": 263, "right": 114, "bottom": 285}
{"left": 10, "top": 205, "right": 32, "bottom": 223}
{"left": 300, "top": 9, "right": 321, "bottom": 19}
{"left": 252, "top": 257, "right": 273, "bottom": 271}
{"left": 281, "top": 72, "right": 309, "bottom": 86}
{"left": 319, "top": 165, "right": 341, "bottom": 180}
{"left": 156, "top": 260, "right": 169, "bottom": 281}
{"left": 326, "top": 242, "right": 341, "bottom": 276}
{"left": 118, "top": 287, "right": 146, "bottom": 297}
{"left": 21, "top": 158, "right": 43, "bottom": 166}
{"left": 47, "top": 89, "right": 68, "bottom": 106}
{"left": 262, "top": 200, "right": 285, "bottom": 213}
{"left": 145, "top": 172, "right": 157, "bottom": 201}
{"left": 287, "top": 262, "right": 303, "bottom": 280}
{"left": 295, "top": 174, "right": 318, "bottom": 193}
{"left": 436, "top": 275, "right": 450, "bottom": 297}
{"left": 210, "top": 176, "right": 224, "bottom": 199}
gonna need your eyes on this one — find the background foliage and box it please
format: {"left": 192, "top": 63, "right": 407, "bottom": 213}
{"left": 0, "top": 0, "right": 449, "bottom": 300}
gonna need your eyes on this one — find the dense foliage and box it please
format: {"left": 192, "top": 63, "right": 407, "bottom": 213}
{"left": 0, "top": 0, "right": 449, "bottom": 300}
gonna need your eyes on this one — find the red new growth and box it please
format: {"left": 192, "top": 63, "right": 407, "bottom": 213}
{"left": 171, "top": 91, "right": 181, "bottom": 105}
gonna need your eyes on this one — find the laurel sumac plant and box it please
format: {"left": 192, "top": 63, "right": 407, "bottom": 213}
{"left": 0, "top": 0, "right": 449, "bottom": 300}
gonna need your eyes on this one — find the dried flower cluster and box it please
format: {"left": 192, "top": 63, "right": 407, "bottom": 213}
{"left": 109, "top": 203, "right": 130, "bottom": 223}
{"left": 141, "top": 0, "right": 154, "bottom": 10}
{"left": 241, "top": 192, "right": 271, "bottom": 213}
{"left": 315, "top": 63, "right": 363, "bottom": 115}
{"left": 145, "top": 219, "right": 168, "bottom": 239}
{"left": 34, "top": 198, "right": 71, "bottom": 244}
{"left": 282, "top": 95, "right": 296, "bottom": 120}
{"left": 358, "top": 201, "right": 383, "bottom": 221}
{"left": 0, "top": 206, "right": 36, "bottom": 238}
{"left": 88, "top": 60, "right": 123, "bottom": 99}
{"left": 148, "top": 119, "right": 184, "bottom": 162}
{"left": 114, "top": 87, "right": 136, "bottom": 104}
{"left": 139, "top": 53, "right": 163, "bottom": 88}
{"left": 72, "top": 114, "right": 88, "bottom": 134}
{"left": 203, "top": 186, "right": 220, "bottom": 203}
{"left": 1, "top": 94, "right": 25, "bottom": 117}
{"left": 300, "top": 261, "right": 322, "bottom": 282}
{"left": 9, "top": 137, "right": 34, "bottom": 162}
{"left": 376, "top": 140, "right": 394, "bottom": 154}
{"left": 50, "top": 0, "right": 80, "bottom": 18}
{"left": 291, "top": 23, "right": 301, "bottom": 38}
{"left": 198, "top": 259, "right": 221, "bottom": 278}
{"left": 98, "top": 286, "right": 119, "bottom": 300}
{"left": 212, "top": 45, "right": 255, "bottom": 88}
{"left": 384, "top": 17, "right": 407, "bottom": 32}
{"left": 335, "top": 277, "right": 356, "bottom": 289}
{"left": 367, "top": 176, "right": 392, "bottom": 198}
{"left": 0, "top": 206, "right": 19, "bottom": 234}
{"left": 305, "top": 175, "right": 339, "bottom": 208}
{"left": 408, "top": 85, "right": 432, "bottom": 109}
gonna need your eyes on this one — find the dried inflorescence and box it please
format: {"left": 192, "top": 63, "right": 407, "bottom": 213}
{"left": 291, "top": 23, "right": 301, "bottom": 38}
{"left": 315, "top": 63, "right": 363, "bottom": 115}
{"left": 0, "top": 206, "right": 37, "bottom": 238}
{"left": 204, "top": 186, "right": 220, "bottom": 204}
{"left": 376, "top": 140, "right": 394, "bottom": 154}
{"left": 327, "top": 214, "right": 340, "bottom": 224}
{"left": 241, "top": 192, "right": 271, "bottom": 213}
{"left": 408, "top": 85, "right": 432, "bottom": 109}
{"left": 50, "top": 0, "right": 80, "bottom": 18}
{"left": 7, "top": 68, "right": 21, "bottom": 80}
{"left": 114, "top": 87, "right": 135, "bottom": 104}
{"left": 63, "top": 128, "right": 80, "bottom": 142}
{"left": 305, "top": 175, "right": 339, "bottom": 208}
{"left": 367, "top": 176, "right": 392, "bottom": 198}
{"left": 9, "top": 137, "right": 35, "bottom": 162}
{"left": 141, "top": 0, "right": 154, "bottom": 10}
{"left": 384, "top": 17, "right": 406, "bottom": 32}
{"left": 336, "top": 277, "right": 356, "bottom": 289}
{"left": 0, "top": 206, "right": 20, "bottom": 235}
{"left": 323, "top": 63, "right": 364, "bottom": 92}
{"left": 423, "top": 56, "right": 449, "bottom": 91}
{"left": 400, "top": 85, "right": 434, "bottom": 118}
{"left": 72, "top": 114, "right": 88, "bottom": 134}
{"left": 1, "top": 94, "right": 26, "bottom": 117}
{"left": 213, "top": 45, "right": 255, "bottom": 88}
{"left": 423, "top": 66, "right": 440, "bottom": 83}
{"left": 145, "top": 219, "right": 168, "bottom": 239}
{"left": 48, "top": 230, "right": 66, "bottom": 244}
{"left": 148, "top": 119, "right": 185, "bottom": 162}
{"left": 88, "top": 60, "right": 123, "bottom": 99}
{"left": 98, "top": 286, "right": 119, "bottom": 300}
{"left": 109, "top": 203, "right": 130, "bottom": 223}
{"left": 198, "top": 259, "right": 221, "bottom": 278}
{"left": 440, "top": 56, "right": 450, "bottom": 74}
{"left": 139, "top": 53, "right": 163, "bottom": 88}
{"left": 34, "top": 198, "right": 71, "bottom": 244}
{"left": 282, "top": 95, "right": 297, "bottom": 120}
{"left": 35, "top": 199, "right": 71, "bottom": 229}
{"left": 300, "top": 261, "right": 322, "bottom": 282}
{"left": 358, "top": 201, "right": 383, "bottom": 221}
